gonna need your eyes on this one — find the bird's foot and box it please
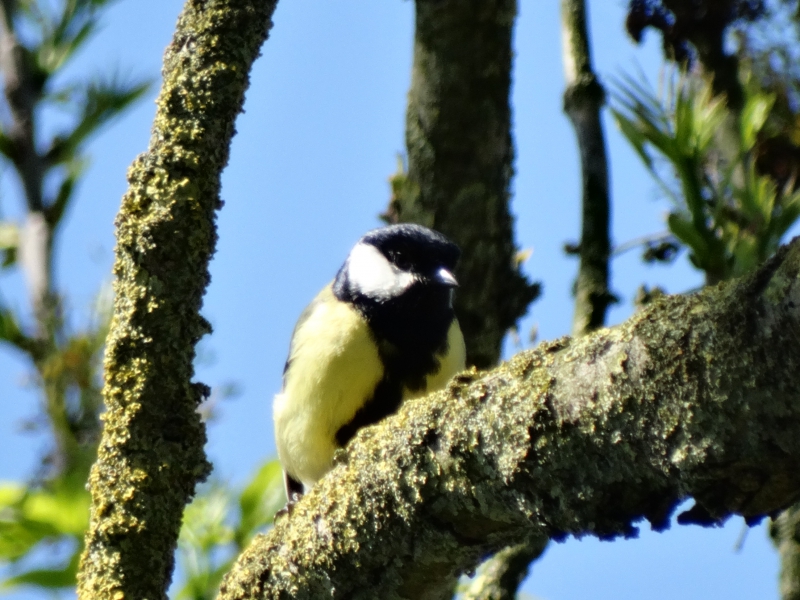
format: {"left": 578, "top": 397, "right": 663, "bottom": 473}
{"left": 275, "top": 491, "right": 303, "bottom": 520}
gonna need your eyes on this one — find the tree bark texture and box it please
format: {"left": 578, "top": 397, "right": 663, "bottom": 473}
{"left": 562, "top": 0, "right": 612, "bottom": 338}
{"left": 77, "top": 1, "right": 277, "bottom": 598}
{"left": 463, "top": 1, "right": 615, "bottom": 594}
{"left": 460, "top": 538, "right": 547, "bottom": 600}
{"left": 773, "top": 507, "right": 800, "bottom": 600}
{"left": 389, "top": 0, "right": 539, "bottom": 370}
{"left": 219, "top": 237, "right": 800, "bottom": 600}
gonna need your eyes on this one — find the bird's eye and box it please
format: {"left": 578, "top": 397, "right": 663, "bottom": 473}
{"left": 393, "top": 252, "right": 412, "bottom": 270}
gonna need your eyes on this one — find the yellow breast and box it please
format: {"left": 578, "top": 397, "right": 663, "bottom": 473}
{"left": 273, "top": 286, "right": 466, "bottom": 489}
{"left": 273, "top": 286, "right": 384, "bottom": 488}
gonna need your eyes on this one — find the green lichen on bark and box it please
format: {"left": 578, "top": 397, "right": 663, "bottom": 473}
{"left": 460, "top": 538, "right": 547, "bottom": 600}
{"left": 461, "top": 2, "right": 612, "bottom": 595}
{"left": 219, "top": 239, "right": 800, "bottom": 600}
{"left": 76, "top": 1, "right": 277, "bottom": 598}
{"left": 773, "top": 506, "right": 800, "bottom": 600}
{"left": 388, "top": 0, "right": 539, "bottom": 369}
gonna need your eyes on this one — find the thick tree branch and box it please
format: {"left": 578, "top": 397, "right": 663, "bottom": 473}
{"left": 77, "top": 0, "right": 277, "bottom": 598}
{"left": 773, "top": 507, "right": 800, "bottom": 600}
{"left": 461, "top": 538, "right": 547, "bottom": 600}
{"left": 464, "top": 3, "right": 612, "bottom": 592}
{"left": 220, "top": 237, "right": 800, "bottom": 599}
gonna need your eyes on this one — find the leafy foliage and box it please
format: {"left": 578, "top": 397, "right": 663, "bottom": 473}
{"left": 0, "top": 475, "right": 89, "bottom": 592}
{"left": 625, "top": 0, "right": 767, "bottom": 63}
{"left": 0, "top": 0, "right": 149, "bottom": 594}
{"left": 175, "top": 461, "right": 285, "bottom": 600}
{"left": 612, "top": 73, "right": 800, "bottom": 283}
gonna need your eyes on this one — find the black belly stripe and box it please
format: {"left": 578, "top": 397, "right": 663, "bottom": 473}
{"left": 334, "top": 321, "right": 451, "bottom": 447}
{"left": 335, "top": 376, "right": 403, "bottom": 447}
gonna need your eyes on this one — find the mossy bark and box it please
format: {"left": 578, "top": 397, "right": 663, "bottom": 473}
{"left": 461, "top": 538, "right": 547, "bottom": 600}
{"left": 388, "top": 0, "right": 539, "bottom": 370}
{"left": 773, "top": 506, "right": 800, "bottom": 600}
{"left": 462, "top": 1, "right": 614, "bottom": 594}
{"left": 76, "top": 1, "right": 277, "bottom": 598}
{"left": 219, "top": 238, "right": 800, "bottom": 600}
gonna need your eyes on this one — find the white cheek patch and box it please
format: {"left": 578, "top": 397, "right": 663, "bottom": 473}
{"left": 346, "top": 242, "right": 414, "bottom": 299}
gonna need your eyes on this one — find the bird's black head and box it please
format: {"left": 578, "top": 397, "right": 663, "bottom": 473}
{"left": 361, "top": 223, "right": 460, "bottom": 282}
{"left": 333, "top": 224, "right": 460, "bottom": 305}
{"left": 333, "top": 224, "right": 460, "bottom": 349}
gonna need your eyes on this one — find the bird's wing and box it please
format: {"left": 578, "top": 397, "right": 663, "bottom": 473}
{"left": 281, "top": 283, "right": 335, "bottom": 383}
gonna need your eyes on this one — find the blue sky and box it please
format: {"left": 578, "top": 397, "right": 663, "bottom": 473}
{"left": 0, "top": 1, "right": 780, "bottom": 598}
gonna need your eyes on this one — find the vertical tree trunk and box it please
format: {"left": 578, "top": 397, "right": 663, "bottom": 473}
{"left": 0, "top": 0, "right": 54, "bottom": 330}
{"left": 76, "top": 1, "right": 277, "bottom": 597}
{"left": 465, "top": 1, "right": 614, "bottom": 596}
{"left": 394, "top": 1, "right": 540, "bottom": 597}
{"left": 390, "top": 0, "right": 539, "bottom": 371}
{"left": 562, "top": 0, "right": 612, "bottom": 337}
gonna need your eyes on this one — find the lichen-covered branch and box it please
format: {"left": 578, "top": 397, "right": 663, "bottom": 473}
{"left": 462, "top": 2, "right": 613, "bottom": 594}
{"left": 76, "top": 1, "right": 277, "bottom": 598}
{"left": 388, "top": 0, "right": 539, "bottom": 369}
{"left": 461, "top": 538, "right": 547, "bottom": 600}
{"left": 772, "top": 508, "right": 800, "bottom": 600}
{"left": 562, "top": 0, "right": 612, "bottom": 337}
{"left": 220, "top": 238, "right": 800, "bottom": 600}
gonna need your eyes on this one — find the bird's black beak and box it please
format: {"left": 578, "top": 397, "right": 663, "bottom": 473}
{"left": 434, "top": 267, "right": 458, "bottom": 287}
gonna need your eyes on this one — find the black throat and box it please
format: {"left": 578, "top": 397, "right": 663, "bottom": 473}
{"left": 332, "top": 272, "right": 455, "bottom": 446}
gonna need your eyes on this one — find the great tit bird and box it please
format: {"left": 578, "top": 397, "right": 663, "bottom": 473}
{"left": 273, "top": 224, "right": 466, "bottom": 498}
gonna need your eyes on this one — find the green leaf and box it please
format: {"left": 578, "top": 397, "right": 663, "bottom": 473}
{"left": 4, "top": 566, "right": 75, "bottom": 589}
{"left": 0, "top": 222, "right": 19, "bottom": 267}
{"left": 673, "top": 156, "right": 706, "bottom": 226}
{"left": 45, "top": 158, "right": 86, "bottom": 226}
{"left": 28, "top": 0, "right": 116, "bottom": 76}
{"left": 0, "top": 521, "right": 51, "bottom": 561}
{"left": 753, "top": 172, "right": 777, "bottom": 225}
{"left": 0, "top": 307, "right": 24, "bottom": 345}
{"left": 731, "top": 235, "right": 760, "bottom": 276}
{"left": 0, "top": 483, "right": 25, "bottom": 507}
{"left": 0, "top": 483, "right": 65, "bottom": 561}
{"left": 22, "top": 485, "right": 90, "bottom": 537}
{"left": 3, "top": 550, "right": 80, "bottom": 590}
{"left": 45, "top": 77, "right": 151, "bottom": 165}
{"left": 667, "top": 212, "right": 711, "bottom": 264}
{"left": 237, "top": 460, "right": 284, "bottom": 544}
{"left": 771, "top": 189, "right": 800, "bottom": 240}
{"left": 36, "top": 20, "right": 95, "bottom": 75}
{"left": 740, "top": 92, "right": 775, "bottom": 151}
{"left": 0, "top": 222, "right": 18, "bottom": 250}
{"left": 686, "top": 80, "right": 726, "bottom": 156}
{"left": 611, "top": 108, "right": 654, "bottom": 171}
{"left": 180, "top": 484, "right": 234, "bottom": 552}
